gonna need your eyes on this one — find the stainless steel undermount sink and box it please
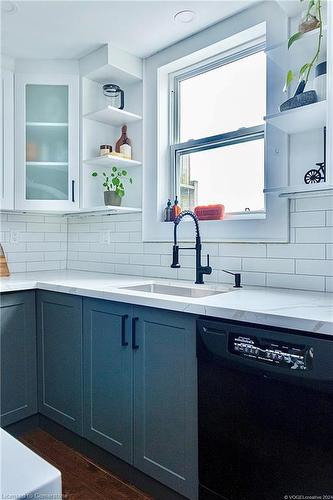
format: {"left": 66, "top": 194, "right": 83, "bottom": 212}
{"left": 120, "top": 283, "right": 228, "bottom": 298}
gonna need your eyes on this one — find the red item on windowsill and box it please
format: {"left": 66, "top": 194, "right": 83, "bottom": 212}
{"left": 194, "top": 204, "right": 225, "bottom": 221}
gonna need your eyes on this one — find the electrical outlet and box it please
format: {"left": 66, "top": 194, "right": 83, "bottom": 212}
{"left": 100, "top": 231, "right": 111, "bottom": 245}
{"left": 10, "top": 231, "right": 19, "bottom": 245}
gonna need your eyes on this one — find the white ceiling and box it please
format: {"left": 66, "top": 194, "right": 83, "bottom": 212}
{"left": 1, "top": 1, "right": 254, "bottom": 60}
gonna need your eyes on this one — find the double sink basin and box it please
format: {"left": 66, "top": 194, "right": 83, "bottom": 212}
{"left": 121, "top": 283, "right": 229, "bottom": 298}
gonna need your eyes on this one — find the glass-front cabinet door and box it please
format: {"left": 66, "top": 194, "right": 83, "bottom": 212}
{"left": 15, "top": 74, "right": 79, "bottom": 210}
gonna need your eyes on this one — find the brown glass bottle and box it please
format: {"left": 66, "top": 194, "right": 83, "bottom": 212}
{"left": 115, "top": 125, "right": 132, "bottom": 157}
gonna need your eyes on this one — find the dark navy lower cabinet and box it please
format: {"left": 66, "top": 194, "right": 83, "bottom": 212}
{"left": 83, "top": 298, "right": 133, "bottom": 463}
{"left": 0, "top": 291, "right": 37, "bottom": 426}
{"left": 133, "top": 307, "right": 198, "bottom": 500}
{"left": 37, "top": 291, "right": 83, "bottom": 434}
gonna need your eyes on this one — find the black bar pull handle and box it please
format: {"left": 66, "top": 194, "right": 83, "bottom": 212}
{"left": 71, "top": 180, "right": 75, "bottom": 203}
{"left": 121, "top": 314, "right": 129, "bottom": 346}
{"left": 132, "top": 317, "right": 139, "bottom": 350}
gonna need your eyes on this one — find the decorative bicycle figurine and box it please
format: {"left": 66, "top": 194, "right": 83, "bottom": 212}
{"left": 304, "top": 161, "right": 326, "bottom": 184}
{"left": 304, "top": 126, "right": 326, "bottom": 185}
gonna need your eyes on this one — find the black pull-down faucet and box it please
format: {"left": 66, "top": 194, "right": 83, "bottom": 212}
{"left": 170, "top": 210, "right": 212, "bottom": 284}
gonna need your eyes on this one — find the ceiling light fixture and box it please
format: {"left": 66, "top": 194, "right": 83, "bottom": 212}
{"left": 174, "top": 10, "right": 196, "bottom": 24}
{"left": 1, "top": 1, "right": 18, "bottom": 15}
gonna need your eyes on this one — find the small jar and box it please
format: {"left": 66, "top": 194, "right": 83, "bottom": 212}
{"left": 100, "top": 145, "right": 112, "bottom": 156}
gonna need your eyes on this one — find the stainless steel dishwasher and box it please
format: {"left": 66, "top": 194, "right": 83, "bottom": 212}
{"left": 197, "top": 318, "right": 333, "bottom": 500}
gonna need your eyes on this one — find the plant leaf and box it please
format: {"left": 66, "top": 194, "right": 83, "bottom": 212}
{"left": 112, "top": 166, "right": 117, "bottom": 172}
{"left": 122, "top": 170, "right": 127, "bottom": 176}
{"left": 283, "top": 69, "right": 294, "bottom": 92}
{"left": 112, "top": 177, "right": 120, "bottom": 186}
{"left": 288, "top": 32, "right": 303, "bottom": 49}
{"left": 129, "top": 178, "right": 133, "bottom": 184}
{"left": 91, "top": 172, "right": 98, "bottom": 177}
{"left": 299, "top": 62, "right": 310, "bottom": 78}
{"left": 102, "top": 172, "right": 106, "bottom": 176}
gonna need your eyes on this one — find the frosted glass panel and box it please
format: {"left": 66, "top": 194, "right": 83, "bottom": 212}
{"left": 26, "top": 163, "right": 68, "bottom": 200}
{"left": 26, "top": 126, "right": 68, "bottom": 163}
{"left": 25, "top": 84, "right": 69, "bottom": 200}
{"left": 26, "top": 85, "right": 68, "bottom": 123}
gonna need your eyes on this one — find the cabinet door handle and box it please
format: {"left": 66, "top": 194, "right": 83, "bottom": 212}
{"left": 121, "top": 314, "right": 129, "bottom": 346}
{"left": 132, "top": 317, "right": 139, "bottom": 350}
{"left": 71, "top": 180, "right": 75, "bottom": 203}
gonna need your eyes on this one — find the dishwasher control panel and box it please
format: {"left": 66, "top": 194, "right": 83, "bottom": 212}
{"left": 229, "top": 334, "right": 314, "bottom": 370}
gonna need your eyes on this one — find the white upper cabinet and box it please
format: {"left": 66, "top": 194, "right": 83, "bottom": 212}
{"left": 0, "top": 68, "right": 14, "bottom": 210}
{"left": 15, "top": 74, "right": 79, "bottom": 211}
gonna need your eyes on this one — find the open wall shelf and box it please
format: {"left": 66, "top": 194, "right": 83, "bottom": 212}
{"left": 83, "top": 155, "right": 141, "bottom": 169}
{"left": 265, "top": 100, "right": 327, "bottom": 134}
{"left": 84, "top": 106, "right": 142, "bottom": 127}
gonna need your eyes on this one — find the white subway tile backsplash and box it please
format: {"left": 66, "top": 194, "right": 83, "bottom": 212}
{"left": 243, "top": 258, "right": 294, "bottom": 274}
{"left": 296, "top": 227, "right": 333, "bottom": 243}
{"left": 130, "top": 254, "right": 161, "bottom": 266}
{"left": 2, "top": 192, "right": 333, "bottom": 293}
{"left": 7, "top": 252, "right": 44, "bottom": 263}
{"left": 115, "top": 242, "right": 144, "bottom": 254}
{"left": 26, "top": 261, "right": 62, "bottom": 272}
{"left": 291, "top": 211, "right": 326, "bottom": 227}
{"left": 296, "top": 259, "right": 333, "bottom": 276}
{"left": 27, "top": 223, "right": 61, "bottom": 232}
{"left": 326, "top": 277, "right": 333, "bottom": 292}
{"left": 266, "top": 273, "right": 325, "bottom": 292}
{"left": 144, "top": 265, "right": 177, "bottom": 279}
{"left": 27, "top": 241, "right": 62, "bottom": 252}
{"left": 267, "top": 243, "right": 325, "bottom": 259}
{"left": 326, "top": 211, "right": 333, "bottom": 226}
{"left": 296, "top": 197, "right": 333, "bottom": 212}
{"left": 327, "top": 244, "right": 333, "bottom": 260}
{"left": 219, "top": 243, "right": 266, "bottom": 257}
{"left": 115, "top": 263, "right": 144, "bottom": 276}
{"left": 9, "top": 262, "right": 27, "bottom": 273}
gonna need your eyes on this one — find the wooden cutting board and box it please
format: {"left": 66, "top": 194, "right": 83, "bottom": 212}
{"left": 0, "top": 244, "right": 10, "bottom": 277}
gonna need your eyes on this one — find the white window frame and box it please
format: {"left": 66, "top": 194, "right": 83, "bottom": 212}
{"left": 169, "top": 41, "right": 266, "bottom": 218}
{"left": 143, "top": 5, "right": 289, "bottom": 243}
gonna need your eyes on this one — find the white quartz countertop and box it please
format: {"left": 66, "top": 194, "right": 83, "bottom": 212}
{"left": 1, "top": 270, "right": 332, "bottom": 336}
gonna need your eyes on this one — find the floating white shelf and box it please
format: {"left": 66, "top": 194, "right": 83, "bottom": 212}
{"left": 65, "top": 205, "right": 142, "bottom": 216}
{"left": 26, "top": 122, "right": 68, "bottom": 127}
{"left": 265, "top": 183, "right": 333, "bottom": 198}
{"left": 265, "top": 100, "right": 327, "bottom": 134}
{"left": 83, "top": 155, "right": 141, "bottom": 168}
{"left": 84, "top": 106, "right": 142, "bottom": 126}
{"left": 1, "top": 206, "right": 142, "bottom": 216}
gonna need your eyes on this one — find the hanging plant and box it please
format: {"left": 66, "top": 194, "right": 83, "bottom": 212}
{"left": 283, "top": 0, "right": 323, "bottom": 93}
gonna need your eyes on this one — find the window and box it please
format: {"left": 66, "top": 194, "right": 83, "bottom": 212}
{"left": 171, "top": 45, "right": 266, "bottom": 216}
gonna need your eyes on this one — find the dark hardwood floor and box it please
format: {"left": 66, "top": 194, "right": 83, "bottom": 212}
{"left": 21, "top": 429, "right": 154, "bottom": 500}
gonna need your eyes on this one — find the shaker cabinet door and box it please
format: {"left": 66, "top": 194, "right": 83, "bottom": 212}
{"left": 37, "top": 291, "right": 83, "bottom": 434}
{"left": 83, "top": 298, "right": 133, "bottom": 463}
{"left": 133, "top": 307, "right": 198, "bottom": 500}
{"left": 0, "top": 291, "right": 37, "bottom": 426}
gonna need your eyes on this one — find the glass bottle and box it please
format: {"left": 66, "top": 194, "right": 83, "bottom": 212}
{"left": 115, "top": 125, "right": 132, "bottom": 159}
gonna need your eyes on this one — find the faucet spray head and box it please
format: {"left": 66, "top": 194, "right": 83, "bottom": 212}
{"left": 171, "top": 245, "right": 181, "bottom": 268}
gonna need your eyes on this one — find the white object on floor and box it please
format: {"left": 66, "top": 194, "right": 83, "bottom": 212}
{"left": 0, "top": 428, "right": 62, "bottom": 499}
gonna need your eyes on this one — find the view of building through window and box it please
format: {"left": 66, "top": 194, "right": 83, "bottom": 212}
{"left": 176, "top": 49, "right": 266, "bottom": 215}
{"left": 179, "top": 138, "right": 264, "bottom": 213}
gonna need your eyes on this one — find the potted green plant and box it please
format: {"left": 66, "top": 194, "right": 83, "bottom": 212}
{"left": 281, "top": 0, "right": 324, "bottom": 111}
{"left": 91, "top": 166, "right": 133, "bottom": 206}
